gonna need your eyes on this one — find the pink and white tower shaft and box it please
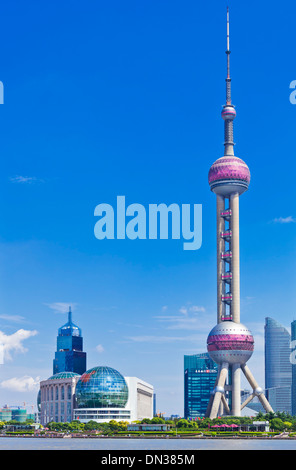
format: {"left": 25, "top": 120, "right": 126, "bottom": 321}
{"left": 205, "top": 8, "right": 273, "bottom": 418}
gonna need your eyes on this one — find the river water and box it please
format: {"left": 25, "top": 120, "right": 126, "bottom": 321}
{"left": 0, "top": 437, "right": 296, "bottom": 450}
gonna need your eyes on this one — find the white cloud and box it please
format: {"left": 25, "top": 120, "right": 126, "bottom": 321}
{"left": 9, "top": 175, "right": 43, "bottom": 184}
{"left": 0, "top": 314, "right": 25, "bottom": 323}
{"left": 125, "top": 334, "right": 206, "bottom": 344}
{"left": 155, "top": 304, "right": 210, "bottom": 331}
{"left": 179, "top": 306, "right": 188, "bottom": 315}
{"left": 189, "top": 305, "right": 206, "bottom": 313}
{"left": 273, "top": 216, "right": 296, "bottom": 224}
{"left": 95, "top": 344, "right": 104, "bottom": 353}
{"left": 45, "top": 303, "right": 77, "bottom": 314}
{"left": 0, "top": 376, "right": 40, "bottom": 392}
{"left": 179, "top": 305, "right": 205, "bottom": 315}
{"left": 0, "top": 329, "right": 38, "bottom": 362}
{"left": 159, "top": 315, "right": 214, "bottom": 332}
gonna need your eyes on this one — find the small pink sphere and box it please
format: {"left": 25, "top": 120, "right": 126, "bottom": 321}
{"left": 221, "top": 105, "right": 236, "bottom": 121}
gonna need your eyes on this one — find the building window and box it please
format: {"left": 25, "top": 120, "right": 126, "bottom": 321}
{"left": 67, "top": 401, "right": 72, "bottom": 421}
{"left": 61, "top": 402, "right": 64, "bottom": 422}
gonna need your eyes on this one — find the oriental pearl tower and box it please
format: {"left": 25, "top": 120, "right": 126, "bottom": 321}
{"left": 205, "top": 8, "right": 273, "bottom": 418}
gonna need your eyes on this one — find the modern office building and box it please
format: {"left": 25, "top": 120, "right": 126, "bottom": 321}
{"left": 184, "top": 353, "right": 218, "bottom": 419}
{"left": 265, "top": 317, "right": 292, "bottom": 414}
{"left": 53, "top": 307, "right": 87, "bottom": 375}
{"left": 205, "top": 8, "right": 273, "bottom": 417}
{"left": 72, "top": 366, "right": 154, "bottom": 423}
{"left": 291, "top": 320, "right": 296, "bottom": 415}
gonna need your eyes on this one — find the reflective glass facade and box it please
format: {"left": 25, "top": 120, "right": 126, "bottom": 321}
{"left": 75, "top": 366, "right": 129, "bottom": 408}
{"left": 265, "top": 317, "right": 292, "bottom": 413}
{"left": 184, "top": 353, "right": 218, "bottom": 419}
{"left": 37, "top": 390, "right": 41, "bottom": 412}
{"left": 53, "top": 308, "right": 86, "bottom": 375}
{"left": 291, "top": 320, "right": 296, "bottom": 415}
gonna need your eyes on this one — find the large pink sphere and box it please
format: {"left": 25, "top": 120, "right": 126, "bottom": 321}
{"left": 208, "top": 156, "right": 250, "bottom": 195}
{"left": 207, "top": 321, "right": 254, "bottom": 365}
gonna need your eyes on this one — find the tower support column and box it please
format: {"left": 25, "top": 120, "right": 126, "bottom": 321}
{"left": 241, "top": 364, "right": 273, "bottom": 413}
{"left": 216, "top": 195, "right": 225, "bottom": 323}
{"left": 230, "top": 192, "right": 240, "bottom": 323}
{"left": 231, "top": 363, "right": 241, "bottom": 416}
{"left": 209, "top": 362, "right": 229, "bottom": 419}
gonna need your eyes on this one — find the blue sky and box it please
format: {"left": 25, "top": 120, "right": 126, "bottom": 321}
{"left": 0, "top": 0, "right": 296, "bottom": 416}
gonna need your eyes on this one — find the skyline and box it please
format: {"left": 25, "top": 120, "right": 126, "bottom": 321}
{"left": 1, "top": 0, "right": 296, "bottom": 416}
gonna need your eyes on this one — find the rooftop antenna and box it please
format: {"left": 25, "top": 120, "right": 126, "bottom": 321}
{"left": 226, "top": 6, "right": 231, "bottom": 104}
{"left": 222, "top": 6, "right": 236, "bottom": 156}
{"left": 68, "top": 306, "right": 72, "bottom": 323}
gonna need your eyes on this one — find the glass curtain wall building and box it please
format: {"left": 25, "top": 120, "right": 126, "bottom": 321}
{"left": 53, "top": 307, "right": 87, "bottom": 375}
{"left": 264, "top": 317, "right": 292, "bottom": 413}
{"left": 184, "top": 353, "right": 218, "bottom": 419}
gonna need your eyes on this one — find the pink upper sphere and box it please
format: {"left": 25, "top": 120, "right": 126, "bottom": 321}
{"left": 208, "top": 156, "right": 250, "bottom": 187}
{"left": 221, "top": 106, "right": 236, "bottom": 121}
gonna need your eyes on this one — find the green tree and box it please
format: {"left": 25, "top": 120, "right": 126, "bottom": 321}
{"left": 117, "top": 421, "right": 128, "bottom": 431}
{"left": 69, "top": 420, "right": 85, "bottom": 431}
{"left": 141, "top": 418, "right": 152, "bottom": 424}
{"left": 283, "top": 421, "right": 292, "bottom": 431}
{"left": 165, "top": 420, "right": 175, "bottom": 427}
{"left": 176, "top": 419, "right": 189, "bottom": 428}
{"left": 151, "top": 417, "right": 165, "bottom": 424}
{"left": 270, "top": 418, "right": 285, "bottom": 432}
{"left": 84, "top": 420, "right": 100, "bottom": 431}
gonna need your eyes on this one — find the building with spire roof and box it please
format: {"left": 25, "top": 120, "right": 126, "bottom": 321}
{"left": 53, "top": 307, "right": 87, "bottom": 375}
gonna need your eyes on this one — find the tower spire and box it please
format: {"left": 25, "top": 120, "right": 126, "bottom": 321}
{"left": 226, "top": 6, "right": 231, "bottom": 90}
{"left": 68, "top": 306, "right": 72, "bottom": 323}
{"left": 226, "top": 6, "right": 230, "bottom": 52}
{"left": 222, "top": 6, "right": 236, "bottom": 156}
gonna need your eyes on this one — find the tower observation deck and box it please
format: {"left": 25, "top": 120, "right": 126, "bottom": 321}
{"left": 205, "top": 8, "right": 273, "bottom": 418}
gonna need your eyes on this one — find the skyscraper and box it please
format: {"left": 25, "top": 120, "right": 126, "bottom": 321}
{"left": 291, "top": 320, "right": 296, "bottom": 415}
{"left": 205, "top": 8, "right": 273, "bottom": 418}
{"left": 265, "top": 317, "right": 292, "bottom": 414}
{"left": 184, "top": 353, "right": 218, "bottom": 419}
{"left": 53, "top": 307, "right": 87, "bottom": 375}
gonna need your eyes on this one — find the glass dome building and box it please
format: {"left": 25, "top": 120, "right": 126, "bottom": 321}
{"left": 75, "top": 366, "right": 128, "bottom": 409}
